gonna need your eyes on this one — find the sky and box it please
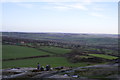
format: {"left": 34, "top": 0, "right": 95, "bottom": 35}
{"left": 0, "top": 0, "right": 119, "bottom": 34}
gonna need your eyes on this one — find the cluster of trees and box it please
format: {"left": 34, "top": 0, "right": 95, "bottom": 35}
{"left": 2, "top": 32, "right": 118, "bottom": 51}
{"left": 65, "top": 47, "right": 118, "bottom": 63}
{"left": 2, "top": 36, "right": 118, "bottom": 55}
{"left": 2, "top": 36, "right": 80, "bottom": 49}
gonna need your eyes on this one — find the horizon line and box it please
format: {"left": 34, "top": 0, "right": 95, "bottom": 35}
{"left": 1, "top": 31, "right": 119, "bottom": 35}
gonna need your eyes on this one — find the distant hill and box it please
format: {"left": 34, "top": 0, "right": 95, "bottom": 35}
{"left": 2, "top": 32, "right": 118, "bottom": 50}
{"left": 2, "top": 32, "right": 118, "bottom": 39}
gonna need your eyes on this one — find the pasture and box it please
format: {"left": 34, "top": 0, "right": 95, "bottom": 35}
{"left": 39, "top": 46, "right": 71, "bottom": 54}
{"left": 2, "top": 45, "right": 51, "bottom": 59}
{"left": 3, "top": 45, "right": 91, "bottom": 68}
{"left": 2, "top": 57, "right": 90, "bottom": 68}
{"left": 88, "top": 54, "right": 118, "bottom": 60}
{"left": 3, "top": 45, "right": 117, "bottom": 69}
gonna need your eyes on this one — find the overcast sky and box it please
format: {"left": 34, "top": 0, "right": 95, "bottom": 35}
{"left": 1, "top": 0, "right": 118, "bottom": 34}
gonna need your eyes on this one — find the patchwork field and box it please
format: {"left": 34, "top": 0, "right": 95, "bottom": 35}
{"left": 88, "top": 54, "right": 118, "bottom": 60}
{"left": 3, "top": 45, "right": 91, "bottom": 68}
{"left": 2, "top": 45, "right": 118, "bottom": 69}
{"left": 39, "top": 46, "right": 71, "bottom": 54}
{"left": 2, "top": 45, "right": 51, "bottom": 59}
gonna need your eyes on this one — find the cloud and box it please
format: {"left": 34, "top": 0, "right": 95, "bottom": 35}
{"left": 52, "top": 3, "right": 88, "bottom": 11}
{"left": 68, "top": 3, "right": 88, "bottom": 10}
{"left": 93, "top": 7, "right": 104, "bottom": 11}
{"left": 17, "top": 3, "right": 34, "bottom": 8}
{"left": 54, "top": 6, "right": 71, "bottom": 10}
{"left": 1, "top": 0, "right": 119, "bottom": 3}
{"left": 1, "top": 0, "right": 25, "bottom": 2}
{"left": 90, "top": 12, "right": 104, "bottom": 17}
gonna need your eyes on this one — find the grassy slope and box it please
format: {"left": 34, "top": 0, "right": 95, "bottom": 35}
{"left": 2, "top": 45, "right": 51, "bottom": 59}
{"left": 88, "top": 54, "right": 118, "bottom": 60}
{"left": 2, "top": 45, "right": 91, "bottom": 68}
{"left": 3, "top": 45, "right": 115, "bottom": 68}
{"left": 2, "top": 57, "right": 90, "bottom": 68}
{"left": 39, "top": 46, "right": 71, "bottom": 54}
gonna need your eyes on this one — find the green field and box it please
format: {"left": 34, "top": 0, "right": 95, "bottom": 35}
{"left": 2, "top": 45, "right": 51, "bottom": 59}
{"left": 2, "top": 45, "right": 93, "bottom": 68}
{"left": 39, "top": 46, "right": 71, "bottom": 54}
{"left": 88, "top": 54, "right": 118, "bottom": 60}
{"left": 3, "top": 45, "right": 115, "bottom": 69}
{"left": 2, "top": 57, "right": 90, "bottom": 68}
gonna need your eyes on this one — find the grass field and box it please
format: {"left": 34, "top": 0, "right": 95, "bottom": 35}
{"left": 3, "top": 45, "right": 114, "bottom": 69}
{"left": 39, "top": 46, "right": 71, "bottom": 54}
{"left": 2, "top": 45, "right": 91, "bottom": 68}
{"left": 2, "top": 45, "right": 51, "bottom": 59}
{"left": 2, "top": 57, "right": 91, "bottom": 68}
{"left": 88, "top": 54, "right": 118, "bottom": 60}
